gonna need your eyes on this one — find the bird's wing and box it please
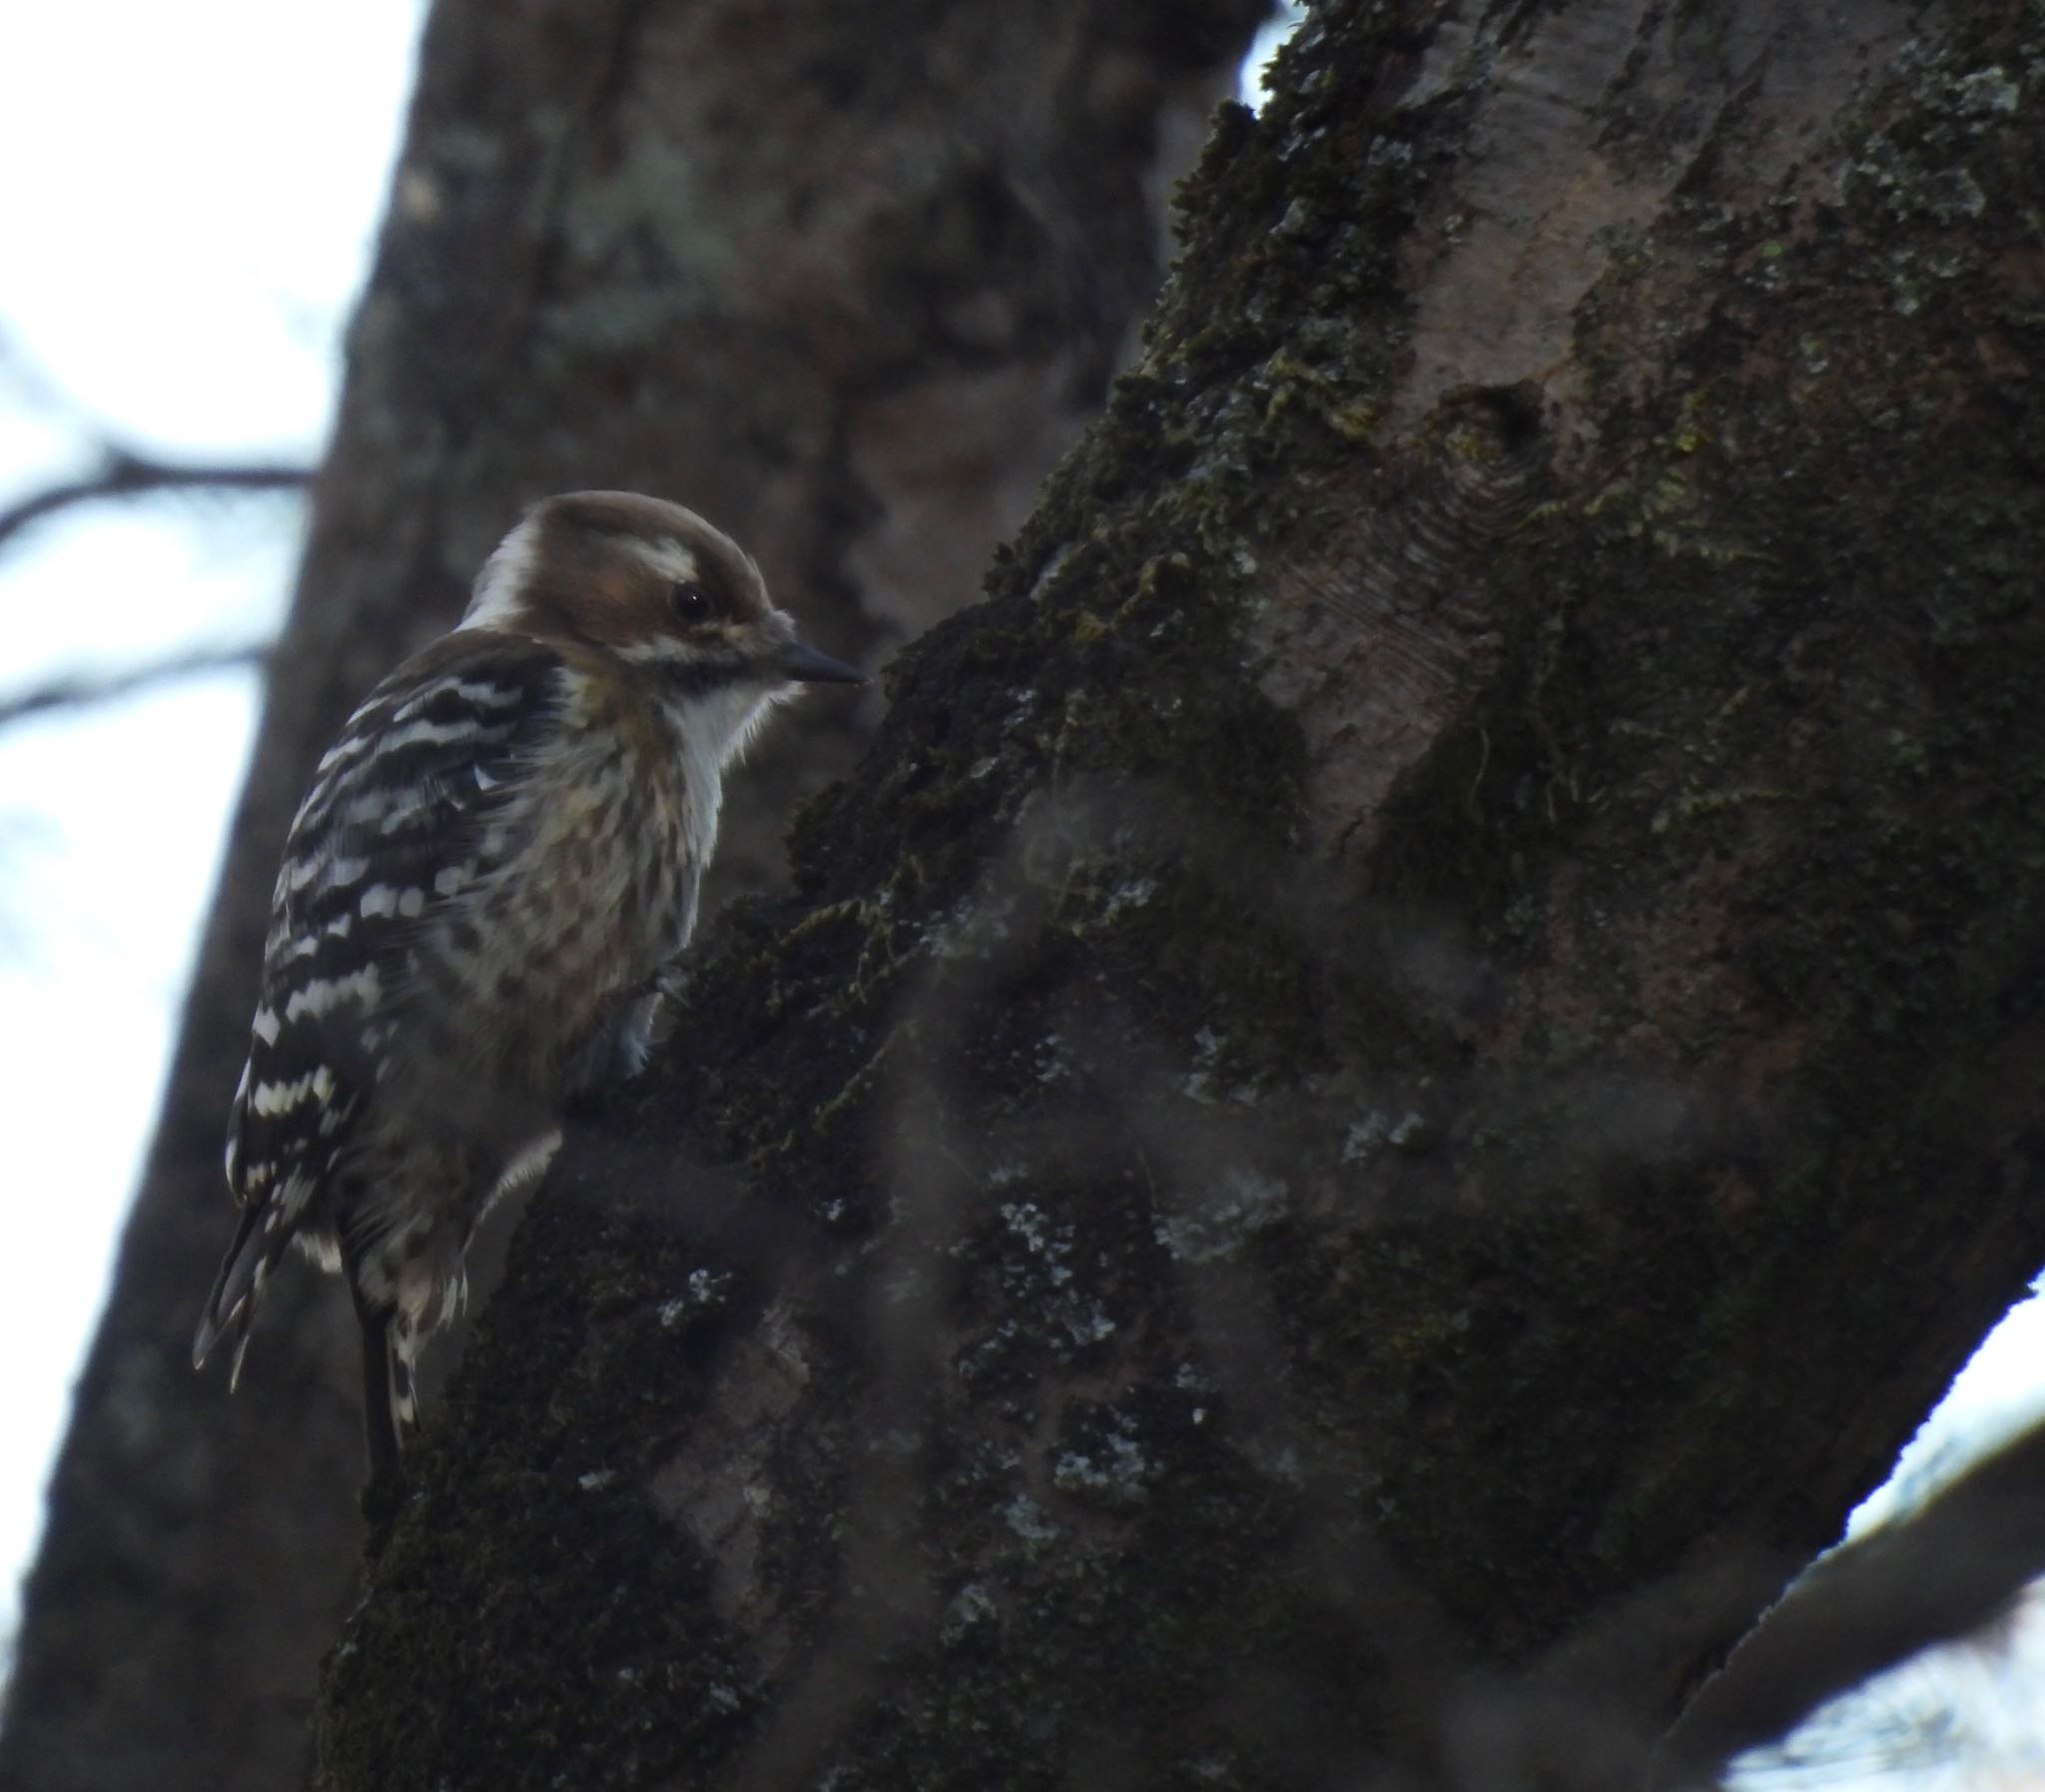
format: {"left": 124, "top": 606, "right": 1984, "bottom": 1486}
{"left": 195, "top": 631, "right": 565, "bottom": 1374}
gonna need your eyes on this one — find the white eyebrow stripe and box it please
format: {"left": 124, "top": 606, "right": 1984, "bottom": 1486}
{"left": 629, "top": 538, "right": 699, "bottom": 584}
{"left": 463, "top": 515, "right": 543, "bottom": 629}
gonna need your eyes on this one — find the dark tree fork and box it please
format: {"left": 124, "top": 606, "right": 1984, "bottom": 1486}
{"left": 193, "top": 494, "right": 863, "bottom": 1471}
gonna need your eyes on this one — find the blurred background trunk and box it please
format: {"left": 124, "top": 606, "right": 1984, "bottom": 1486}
{"left": 311, "top": 0, "right": 2045, "bottom": 1786}
{"left": 0, "top": 3, "right": 1269, "bottom": 1787}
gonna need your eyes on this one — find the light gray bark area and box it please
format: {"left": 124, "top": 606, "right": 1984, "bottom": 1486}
{"left": 0, "top": 5, "right": 1266, "bottom": 1789}
{"left": 319, "top": 1, "right": 2045, "bottom": 1786}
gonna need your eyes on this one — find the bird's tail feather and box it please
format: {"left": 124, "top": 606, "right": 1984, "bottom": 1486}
{"left": 192, "top": 1199, "right": 277, "bottom": 1382}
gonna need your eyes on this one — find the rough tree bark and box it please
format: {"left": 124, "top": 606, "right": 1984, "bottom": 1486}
{"left": 0, "top": 4, "right": 1265, "bottom": 1789}
{"left": 312, "top": 2, "right": 2045, "bottom": 1787}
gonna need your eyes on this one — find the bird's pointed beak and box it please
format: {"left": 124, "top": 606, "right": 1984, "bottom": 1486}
{"left": 778, "top": 639, "right": 867, "bottom": 685}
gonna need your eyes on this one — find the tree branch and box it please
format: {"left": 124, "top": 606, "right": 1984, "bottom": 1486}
{"left": 0, "top": 452, "right": 310, "bottom": 556}
{"left": 0, "top": 641, "right": 273, "bottom": 730}
{"left": 1660, "top": 1418, "right": 2045, "bottom": 1786}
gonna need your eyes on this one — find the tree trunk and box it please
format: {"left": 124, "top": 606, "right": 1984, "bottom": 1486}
{"left": 314, "top": 1, "right": 2045, "bottom": 1787}
{"left": 0, "top": 5, "right": 1263, "bottom": 1788}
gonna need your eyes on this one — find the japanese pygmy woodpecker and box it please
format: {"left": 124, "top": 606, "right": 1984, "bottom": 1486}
{"left": 193, "top": 491, "right": 864, "bottom": 1472}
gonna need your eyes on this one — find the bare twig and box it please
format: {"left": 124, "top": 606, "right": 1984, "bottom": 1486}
{"left": 0, "top": 452, "right": 310, "bottom": 557}
{"left": 0, "top": 642, "right": 273, "bottom": 730}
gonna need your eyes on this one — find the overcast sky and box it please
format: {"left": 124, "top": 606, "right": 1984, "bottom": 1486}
{"left": 0, "top": 0, "right": 424, "bottom": 1652}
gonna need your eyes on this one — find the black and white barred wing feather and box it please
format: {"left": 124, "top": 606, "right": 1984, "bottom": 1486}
{"left": 193, "top": 633, "right": 562, "bottom": 1382}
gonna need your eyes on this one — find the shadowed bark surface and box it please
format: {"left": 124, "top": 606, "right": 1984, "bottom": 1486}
{"left": 0, "top": 4, "right": 1265, "bottom": 1788}
{"left": 315, "top": 1, "right": 2045, "bottom": 1786}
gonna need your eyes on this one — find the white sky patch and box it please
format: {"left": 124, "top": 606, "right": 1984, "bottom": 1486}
{"left": 1237, "top": 3, "right": 1305, "bottom": 111}
{"left": 0, "top": 0, "right": 424, "bottom": 1656}
{"left": 1722, "top": 1284, "right": 2045, "bottom": 1788}
{"left": 1735, "top": 1296, "right": 2045, "bottom": 1792}
{"left": 1, "top": 499, "right": 303, "bottom": 688}
{"left": 0, "top": 1, "right": 423, "bottom": 455}
{"left": 1848, "top": 1281, "right": 2045, "bottom": 1538}
{"left": 0, "top": 673, "right": 260, "bottom": 1620}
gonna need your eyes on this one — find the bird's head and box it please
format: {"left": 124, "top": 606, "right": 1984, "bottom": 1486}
{"left": 464, "top": 490, "right": 864, "bottom": 758}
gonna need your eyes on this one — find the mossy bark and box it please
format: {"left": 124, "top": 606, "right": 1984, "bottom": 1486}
{"left": 0, "top": 6, "right": 1260, "bottom": 1790}
{"left": 318, "top": 2, "right": 2045, "bottom": 1786}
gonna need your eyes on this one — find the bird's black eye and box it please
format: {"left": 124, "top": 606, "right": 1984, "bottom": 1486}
{"left": 670, "top": 581, "right": 711, "bottom": 624}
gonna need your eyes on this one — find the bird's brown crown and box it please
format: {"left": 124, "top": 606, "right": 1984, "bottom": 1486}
{"left": 465, "top": 490, "right": 776, "bottom": 658}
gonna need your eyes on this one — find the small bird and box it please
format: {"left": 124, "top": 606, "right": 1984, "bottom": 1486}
{"left": 193, "top": 491, "right": 864, "bottom": 1473}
